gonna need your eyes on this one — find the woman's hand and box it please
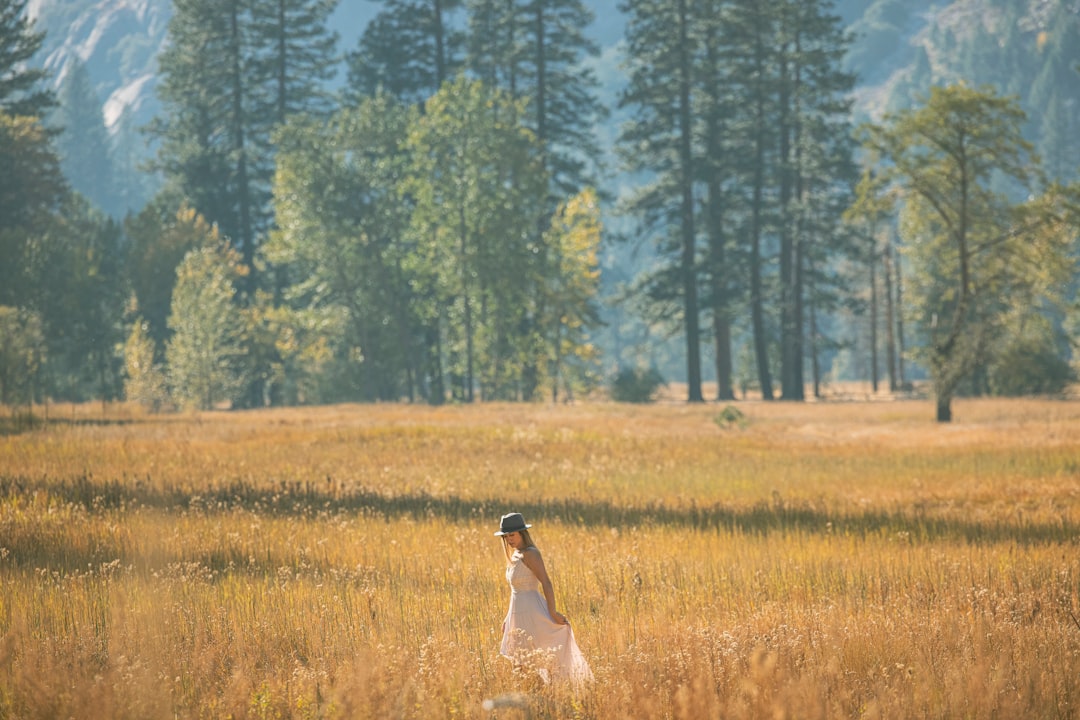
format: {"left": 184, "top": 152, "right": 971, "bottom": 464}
{"left": 553, "top": 611, "right": 569, "bottom": 625}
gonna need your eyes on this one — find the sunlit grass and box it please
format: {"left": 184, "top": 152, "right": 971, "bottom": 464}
{"left": 1, "top": 397, "right": 1079, "bottom": 717}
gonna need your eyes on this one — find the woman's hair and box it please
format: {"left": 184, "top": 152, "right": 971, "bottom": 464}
{"left": 502, "top": 528, "right": 537, "bottom": 562}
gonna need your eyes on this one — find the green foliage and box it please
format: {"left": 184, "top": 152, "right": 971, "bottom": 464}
{"left": 0, "top": 0, "right": 55, "bottom": 117}
{"left": 35, "top": 194, "right": 127, "bottom": 401}
{"left": 268, "top": 94, "right": 417, "bottom": 402}
{"left": 346, "top": 0, "right": 464, "bottom": 105}
{"left": 0, "top": 112, "right": 66, "bottom": 306}
{"left": 51, "top": 59, "right": 117, "bottom": 216}
{"left": 165, "top": 225, "right": 249, "bottom": 411}
{"left": 123, "top": 318, "right": 168, "bottom": 411}
{"left": 466, "top": 0, "right": 606, "bottom": 198}
{"left": 406, "top": 75, "right": 549, "bottom": 401}
{"left": 861, "top": 84, "right": 1074, "bottom": 420}
{"left": 609, "top": 365, "right": 664, "bottom": 403}
{"left": 714, "top": 404, "right": 748, "bottom": 429}
{"left": 0, "top": 306, "right": 44, "bottom": 405}
{"left": 541, "top": 188, "right": 604, "bottom": 401}
{"left": 988, "top": 336, "right": 1075, "bottom": 397}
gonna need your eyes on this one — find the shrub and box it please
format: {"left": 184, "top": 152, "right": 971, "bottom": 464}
{"left": 988, "top": 340, "right": 1074, "bottom": 397}
{"left": 609, "top": 366, "right": 664, "bottom": 403}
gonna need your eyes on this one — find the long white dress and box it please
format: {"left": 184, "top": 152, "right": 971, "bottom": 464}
{"left": 500, "top": 549, "right": 593, "bottom": 684}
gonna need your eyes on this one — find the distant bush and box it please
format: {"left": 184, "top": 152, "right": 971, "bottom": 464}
{"left": 988, "top": 341, "right": 1074, "bottom": 397}
{"left": 610, "top": 366, "right": 664, "bottom": 403}
{"left": 714, "top": 404, "right": 748, "bottom": 430}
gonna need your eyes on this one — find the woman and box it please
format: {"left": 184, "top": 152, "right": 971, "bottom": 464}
{"left": 495, "top": 512, "right": 592, "bottom": 684}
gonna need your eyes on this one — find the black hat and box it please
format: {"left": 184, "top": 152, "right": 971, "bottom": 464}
{"left": 494, "top": 512, "right": 532, "bottom": 536}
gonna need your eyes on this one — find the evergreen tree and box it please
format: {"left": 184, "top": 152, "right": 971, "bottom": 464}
{"left": 0, "top": 0, "right": 54, "bottom": 118}
{"left": 124, "top": 199, "right": 208, "bottom": 349}
{"left": 466, "top": 0, "right": 606, "bottom": 197}
{"left": 43, "top": 195, "right": 127, "bottom": 401}
{"left": 774, "top": 0, "right": 856, "bottom": 401}
{"left": 346, "top": 0, "right": 464, "bottom": 105}
{"left": 52, "top": 60, "right": 117, "bottom": 216}
{"left": 249, "top": 0, "right": 339, "bottom": 124}
{"left": 618, "top": 0, "right": 704, "bottom": 402}
{"left": 0, "top": 112, "right": 66, "bottom": 307}
{"left": 719, "top": 0, "right": 780, "bottom": 400}
{"left": 150, "top": 0, "right": 261, "bottom": 292}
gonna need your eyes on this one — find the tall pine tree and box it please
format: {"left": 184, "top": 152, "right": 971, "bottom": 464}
{"left": 52, "top": 60, "right": 117, "bottom": 217}
{"left": 619, "top": 0, "right": 704, "bottom": 402}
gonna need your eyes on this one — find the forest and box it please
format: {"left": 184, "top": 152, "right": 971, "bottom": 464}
{"left": 2, "top": 0, "right": 1080, "bottom": 421}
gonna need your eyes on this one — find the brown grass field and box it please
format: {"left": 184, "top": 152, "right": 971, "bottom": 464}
{"left": 1, "top": 397, "right": 1079, "bottom": 718}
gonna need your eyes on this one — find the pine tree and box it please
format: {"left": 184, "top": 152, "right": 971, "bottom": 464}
{"left": 774, "top": 0, "right": 856, "bottom": 401}
{"left": 52, "top": 60, "right": 117, "bottom": 216}
{"left": 467, "top": 0, "right": 607, "bottom": 197}
{"left": 0, "top": 112, "right": 66, "bottom": 307}
{"left": 346, "top": 0, "right": 464, "bottom": 105}
{"left": 618, "top": 0, "right": 704, "bottom": 402}
{"left": 0, "top": 0, "right": 54, "bottom": 118}
{"left": 150, "top": 0, "right": 261, "bottom": 292}
{"left": 249, "top": 0, "right": 339, "bottom": 124}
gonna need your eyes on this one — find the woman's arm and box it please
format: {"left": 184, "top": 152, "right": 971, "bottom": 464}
{"left": 521, "top": 548, "right": 568, "bottom": 625}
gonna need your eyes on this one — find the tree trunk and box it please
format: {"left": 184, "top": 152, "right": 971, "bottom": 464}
{"left": 884, "top": 235, "right": 897, "bottom": 392}
{"left": 749, "top": 21, "right": 773, "bottom": 401}
{"left": 676, "top": 0, "right": 703, "bottom": 402}
{"left": 936, "top": 392, "right": 952, "bottom": 422}
{"left": 869, "top": 231, "right": 879, "bottom": 394}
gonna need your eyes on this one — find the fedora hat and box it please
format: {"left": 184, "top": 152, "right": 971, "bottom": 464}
{"left": 494, "top": 512, "right": 531, "bottom": 536}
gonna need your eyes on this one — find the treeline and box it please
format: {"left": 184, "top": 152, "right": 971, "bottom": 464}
{"left": 2, "top": 0, "right": 1079, "bottom": 419}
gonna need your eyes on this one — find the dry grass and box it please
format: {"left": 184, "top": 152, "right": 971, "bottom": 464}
{"left": 1, "top": 397, "right": 1079, "bottom": 718}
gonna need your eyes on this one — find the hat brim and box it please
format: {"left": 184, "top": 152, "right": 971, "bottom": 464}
{"left": 494, "top": 524, "right": 531, "bottom": 536}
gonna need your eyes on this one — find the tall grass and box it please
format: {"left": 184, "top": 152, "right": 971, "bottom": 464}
{"left": 1, "top": 398, "right": 1078, "bottom": 718}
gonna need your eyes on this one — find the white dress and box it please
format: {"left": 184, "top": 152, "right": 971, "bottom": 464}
{"left": 500, "top": 549, "right": 593, "bottom": 684}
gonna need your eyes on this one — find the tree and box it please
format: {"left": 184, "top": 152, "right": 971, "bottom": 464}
{"left": 467, "top": 0, "right": 606, "bottom": 198}
{"left": 268, "top": 94, "right": 419, "bottom": 402}
{"left": 0, "top": 112, "right": 66, "bottom": 306}
{"left": 0, "top": 0, "right": 54, "bottom": 118}
{"left": 32, "top": 194, "right": 127, "bottom": 401}
{"left": 124, "top": 199, "right": 208, "bottom": 349}
{"left": 772, "top": 0, "right": 856, "bottom": 401}
{"left": 406, "top": 76, "right": 548, "bottom": 401}
{"left": 123, "top": 318, "right": 168, "bottom": 411}
{"left": 346, "top": 0, "right": 464, "bottom": 105}
{"left": 52, "top": 60, "right": 117, "bottom": 216}
{"left": 861, "top": 84, "right": 1075, "bottom": 422}
{"left": 166, "top": 232, "right": 249, "bottom": 411}
{"left": 150, "top": 0, "right": 261, "bottom": 292}
{"left": 249, "top": 0, "right": 339, "bottom": 124}
{"left": 618, "top": 0, "right": 704, "bottom": 402}
{"left": 0, "top": 306, "right": 44, "bottom": 405}
{"left": 541, "top": 187, "right": 603, "bottom": 401}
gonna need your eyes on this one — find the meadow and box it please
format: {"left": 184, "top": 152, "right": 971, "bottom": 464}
{"left": 1, "top": 397, "right": 1078, "bottom": 718}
